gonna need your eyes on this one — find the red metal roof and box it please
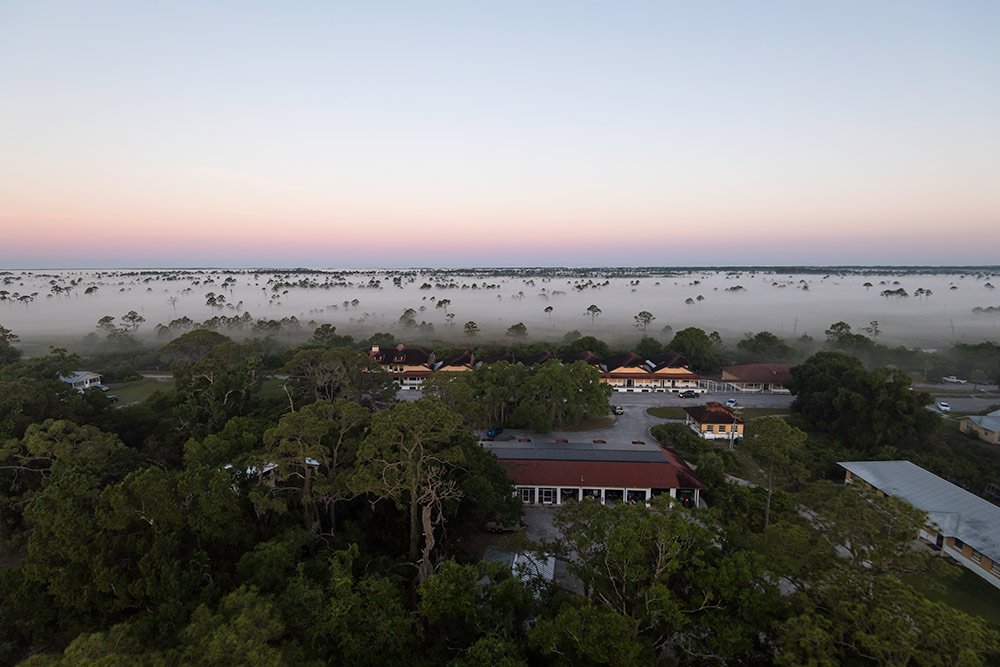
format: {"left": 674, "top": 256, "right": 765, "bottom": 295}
{"left": 722, "top": 363, "right": 794, "bottom": 384}
{"left": 498, "top": 458, "right": 703, "bottom": 490}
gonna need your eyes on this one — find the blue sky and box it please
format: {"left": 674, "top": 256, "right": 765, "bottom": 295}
{"left": 1, "top": 1, "right": 998, "bottom": 267}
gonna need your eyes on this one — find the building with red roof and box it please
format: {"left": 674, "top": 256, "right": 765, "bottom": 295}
{"left": 720, "top": 364, "right": 795, "bottom": 394}
{"left": 486, "top": 440, "right": 704, "bottom": 507}
{"left": 683, "top": 402, "right": 746, "bottom": 440}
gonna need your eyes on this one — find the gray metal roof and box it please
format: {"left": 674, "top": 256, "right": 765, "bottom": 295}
{"left": 838, "top": 460, "right": 1000, "bottom": 562}
{"left": 486, "top": 441, "right": 671, "bottom": 464}
{"left": 967, "top": 412, "right": 1000, "bottom": 432}
{"left": 58, "top": 370, "right": 100, "bottom": 384}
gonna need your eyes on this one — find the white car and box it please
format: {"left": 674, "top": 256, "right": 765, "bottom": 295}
{"left": 725, "top": 398, "right": 739, "bottom": 408}
{"left": 936, "top": 401, "right": 950, "bottom": 412}
{"left": 941, "top": 376, "right": 967, "bottom": 384}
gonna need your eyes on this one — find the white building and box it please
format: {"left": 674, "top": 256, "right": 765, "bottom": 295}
{"left": 59, "top": 370, "right": 102, "bottom": 393}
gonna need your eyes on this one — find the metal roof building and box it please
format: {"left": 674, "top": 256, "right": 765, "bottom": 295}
{"left": 838, "top": 460, "right": 1000, "bottom": 588}
{"left": 487, "top": 441, "right": 704, "bottom": 508}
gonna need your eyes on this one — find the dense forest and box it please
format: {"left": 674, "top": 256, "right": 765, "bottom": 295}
{"left": 1, "top": 321, "right": 999, "bottom": 665}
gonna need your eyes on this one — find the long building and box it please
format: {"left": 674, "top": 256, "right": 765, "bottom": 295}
{"left": 369, "top": 345, "right": 705, "bottom": 393}
{"left": 839, "top": 460, "right": 1000, "bottom": 589}
{"left": 486, "top": 440, "right": 704, "bottom": 508}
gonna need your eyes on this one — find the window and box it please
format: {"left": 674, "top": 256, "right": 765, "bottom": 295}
{"left": 992, "top": 562, "right": 1000, "bottom": 577}
{"left": 972, "top": 550, "right": 983, "bottom": 564}
{"left": 540, "top": 488, "right": 556, "bottom": 504}
{"left": 518, "top": 488, "right": 535, "bottom": 504}
{"left": 953, "top": 538, "right": 965, "bottom": 551}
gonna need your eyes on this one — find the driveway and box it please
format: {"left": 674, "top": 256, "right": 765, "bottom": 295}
{"left": 521, "top": 505, "right": 585, "bottom": 595}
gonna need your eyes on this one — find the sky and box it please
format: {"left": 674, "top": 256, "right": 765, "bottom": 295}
{"left": 1, "top": 0, "right": 999, "bottom": 268}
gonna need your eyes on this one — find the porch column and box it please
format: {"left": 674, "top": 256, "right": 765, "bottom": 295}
{"left": 669, "top": 488, "right": 677, "bottom": 499}
{"left": 534, "top": 487, "right": 540, "bottom": 505}
{"left": 578, "top": 488, "right": 583, "bottom": 501}
{"left": 600, "top": 488, "right": 606, "bottom": 504}
{"left": 694, "top": 489, "right": 701, "bottom": 506}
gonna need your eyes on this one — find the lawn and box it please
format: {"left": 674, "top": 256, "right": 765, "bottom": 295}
{"left": 109, "top": 377, "right": 173, "bottom": 406}
{"left": 906, "top": 564, "right": 1000, "bottom": 627}
{"left": 646, "top": 406, "right": 687, "bottom": 419}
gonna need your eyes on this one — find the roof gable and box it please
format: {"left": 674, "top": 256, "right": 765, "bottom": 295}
{"left": 683, "top": 402, "right": 745, "bottom": 425}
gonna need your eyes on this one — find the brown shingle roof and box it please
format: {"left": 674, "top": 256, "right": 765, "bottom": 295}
{"left": 562, "top": 350, "right": 603, "bottom": 367}
{"left": 369, "top": 345, "right": 431, "bottom": 366}
{"left": 684, "top": 401, "right": 746, "bottom": 425}
{"left": 521, "top": 351, "right": 556, "bottom": 366}
{"left": 648, "top": 351, "right": 689, "bottom": 370}
{"left": 604, "top": 352, "right": 646, "bottom": 372}
{"left": 439, "top": 350, "right": 474, "bottom": 369}
{"left": 482, "top": 350, "right": 517, "bottom": 365}
{"left": 722, "top": 363, "right": 794, "bottom": 384}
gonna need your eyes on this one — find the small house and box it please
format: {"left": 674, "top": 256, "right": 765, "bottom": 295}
{"left": 960, "top": 410, "right": 1000, "bottom": 445}
{"left": 683, "top": 402, "right": 745, "bottom": 440}
{"left": 59, "top": 370, "right": 102, "bottom": 393}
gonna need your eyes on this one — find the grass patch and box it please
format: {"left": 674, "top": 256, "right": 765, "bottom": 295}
{"left": 561, "top": 416, "right": 615, "bottom": 432}
{"left": 109, "top": 377, "right": 172, "bottom": 406}
{"left": 906, "top": 564, "right": 1000, "bottom": 627}
{"left": 647, "top": 406, "right": 687, "bottom": 419}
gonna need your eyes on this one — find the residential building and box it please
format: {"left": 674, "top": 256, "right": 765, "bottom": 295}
{"left": 720, "top": 363, "right": 794, "bottom": 393}
{"left": 960, "top": 409, "right": 1000, "bottom": 445}
{"left": 435, "top": 350, "right": 475, "bottom": 373}
{"left": 369, "top": 345, "right": 434, "bottom": 389}
{"left": 647, "top": 351, "right": 703, "bottom": 392}
{"left": 485, "top": 440, "right": 704, "bottom": 507}
{"left": 479, "top": 350, "right": 517, "bottom": 367}
{"left": 59, "top": 370, "right": 102, "bottom": 392}
{"left": 601, "top": 352, "right": 658, "bottom": 392}
{"left": 839, "top": 460, "right": 1000, "bottom": 589}
{"left": 683, "top": 402, "right": 746, "bottom": 440}
{"left": 599, "top": 351, "right": 703, "bottom": 393}
{"left": 520, "top": 350, "right": 557, "bottom": 366}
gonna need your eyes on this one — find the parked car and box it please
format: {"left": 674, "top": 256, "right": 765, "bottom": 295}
{"left": 936, "top": 401, "right": 950, "bottom": 412}
{"left": 612, "top": 405, "right": 624, "bottom": 415}
{"left": 106, "top": 395, "right": 119, "bottom": 403}
{"left": 90, "top": 384, "right": 110, "bottom": 392}
{"left": 941, "top": 376, "right": 967, "bottom": 384}
{"left": 483, "top": 519, "right": 525, "bottom": 534}
{"left": 486, "top": 426, "right": 503, "bottom": 437}
{"left": 724, "top": 398, "right": 739, "bottom": 408}
{"left": 678, "top": 390, "right": 699, "bottom": 398}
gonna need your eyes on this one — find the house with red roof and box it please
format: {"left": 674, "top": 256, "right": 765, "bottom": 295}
{"left": 684, "top": 402, "right": 746, "bottom": 441}
{"left": 720, "top": 364, "right": 794, "bottom": 394}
